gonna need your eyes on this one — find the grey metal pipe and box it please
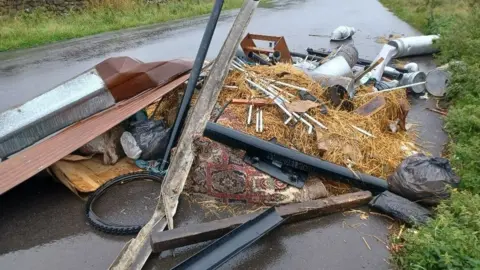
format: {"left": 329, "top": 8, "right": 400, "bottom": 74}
{"left": 388, "top": 35, "right": 440, "bottom": 58}
{"left": 248, "top": 52, "right": 271, "bottom": 65}
{"left": 335, "top": 44, "right": 359, "bottom": 68}
{"left": 399, "top": 72, "right": 427, "bottom": 93}
{"left": 309, "top": 56, "right": 354, "bottom": 78}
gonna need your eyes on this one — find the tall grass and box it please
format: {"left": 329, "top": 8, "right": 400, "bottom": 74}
{"left": 380, "top": 0, "right": 480, "bottom": 269}
{"left": 0, "top": 0, "right": 244, "bottom": 51}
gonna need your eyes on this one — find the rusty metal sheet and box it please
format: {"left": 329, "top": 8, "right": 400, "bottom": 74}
{"left": 240, "top": 33, "right": 292, "bottom": 63}
{"left": 0, "top": 73, "right": 190, "bottom": 195}
{"left": 96, "top": 57, "right": 193, "bottom": 101}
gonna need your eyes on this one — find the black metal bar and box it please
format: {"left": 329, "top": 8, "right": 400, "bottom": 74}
{"left": 204, "top": 122, "right": 389, "bottom": 193}
{"left": 159, "top": 0, "right": 225, "bottom": 171}
{"left": 244, "top": 154, "right": 308, "bottom": 188}
{"left": 290, "top": 51, "right": 323, "bottom": 62}
{"left": 171, "top": 207, "right": 284, "bottom": 270}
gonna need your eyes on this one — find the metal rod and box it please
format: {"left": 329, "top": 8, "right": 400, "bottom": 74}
{"left": 260, "top": 82, "right": 326, "bottom": 131}
{"left": 247, "top": 104, "right": 253, "bottom": 125}
{"left": 358, "top": 81, "right": 427, "bottom": 97}
{"left": 303, "top": 113, "right": 328, "bottom": 130}
{"left": 351, "top": 125, "right": 375, "bottom": 138}
{"left": 259, "top": 109, "right": 263, "bottom": 132}
{"left": 235, "top": 57, "right": 249, "bottom": 66}
{"left": 291, "top": 112, "right": 313, "bottom": 134}
{"left": 255, "top": 108, "right": 260, "bottom": 132}
{"left": 265, "top": 79, "right": 309, "bottom": 92}
{"left": 234, "top": 66, "right": 323, "bottom": 132}
{"left": 231, "top": 61, "right": 246, "bottom": 72}
{"left": 262, "top": 80, "right": 296, "bottom": 98}
{"left": 159, "top": 0, "right": 225, "bottom": 172}
{"left": 290, "top": 51, "right": 323, "bottom": 62}
{"left": 246, "top": 79, "right": 293, "bottom": 119}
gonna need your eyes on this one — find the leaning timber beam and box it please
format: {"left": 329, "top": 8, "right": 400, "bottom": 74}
{"left": 108, "top": 1, "right": 259, "bottom": 269}
{"left": 151, "top": 191, "right": 372, "bottom": 253}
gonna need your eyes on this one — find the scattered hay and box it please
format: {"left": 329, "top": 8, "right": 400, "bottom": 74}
{"left": 217, "top": 63, "right": 418, "bottom": 179}
{"left": 182, "top": 192, "right": 265, "bottom": 219}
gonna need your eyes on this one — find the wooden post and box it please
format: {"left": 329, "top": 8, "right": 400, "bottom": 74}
{"left": 109, "top": 1, "right": 259, "bottom": 269}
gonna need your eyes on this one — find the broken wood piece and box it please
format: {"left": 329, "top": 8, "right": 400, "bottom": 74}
{"left": 426, "top": 107, "right": 448, "bottom": 116}
{"left": 354, "top": 95, "right": 386, "bottom": 116}
{"left": 354, "top": 57, "right": 384, "bottom": 83}
{"left": 50, "top": 156, "right": 142, "bottom": 194}
{"left": 285, "top": 100, "right": 320, "bottom": 113}
{"left": 150, "top": 191, "right": 372, "bottom": 253}
{"left": 231, "top": 98, "right": 273, "bottom": 106}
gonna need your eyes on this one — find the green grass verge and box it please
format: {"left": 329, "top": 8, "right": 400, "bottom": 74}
{"left": 0, "top": 0, "right": 244, "bottom": 52}
{"left": 380, "top": 0, "right": 480, "bottom": 269}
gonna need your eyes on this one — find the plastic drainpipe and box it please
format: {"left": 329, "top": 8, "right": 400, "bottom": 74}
{"left": 159, "top": 0, "right": 225, "bottom": 172}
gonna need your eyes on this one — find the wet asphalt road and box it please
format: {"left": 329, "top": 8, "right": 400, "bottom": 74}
{"left": 0, "top": 0, "right": 446, "bottom": 269}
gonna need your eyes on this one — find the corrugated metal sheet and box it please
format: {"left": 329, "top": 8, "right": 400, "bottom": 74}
{"left": 0, "top": 69, "right": 115, "bottom": 159}
{"left": 0, "top": 73, "right": 189, "bottom": 195}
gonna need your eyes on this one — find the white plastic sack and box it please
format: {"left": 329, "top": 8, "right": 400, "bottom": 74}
{"left": 120, "top": 131, "right": 142, "bottom": 160}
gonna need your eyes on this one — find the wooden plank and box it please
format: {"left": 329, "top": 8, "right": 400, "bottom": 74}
{"left": 0, "top": 74, "right": 189, "bottom": 195}
{"left": 151, "top": 191, "right": 372, "bottom": 253}
{"left": 354, "top": 95, "right": 386, "bottom": 116}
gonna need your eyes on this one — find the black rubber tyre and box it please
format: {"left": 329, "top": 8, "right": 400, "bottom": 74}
{"left": 85, "top": 171, "right": 163, "bottom": 235}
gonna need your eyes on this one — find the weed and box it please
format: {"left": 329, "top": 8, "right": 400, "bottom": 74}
{"left": 0, "top": 0, "right": 244, "bottom": 51}
{"left": 381, "top": 0, "right": 480, "bottom": 268}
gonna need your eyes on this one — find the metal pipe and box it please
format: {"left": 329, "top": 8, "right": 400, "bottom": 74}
{"left": 292, "top": 112, "right": 314, "bottom": 134}
{"left": 334, "top": 43, "right": 359, "bottom": 68}
{"left": 231, "top": 61, "right": 246, "bottom": 72}
{"left": 358, "top": 81, "right": 427, "bottom": 97}
{"left": 235, "top": 56, "right": 249, "bottom": 66}
{"left": 204, "top": 122, "right": 389, "bottom": 193}
{"left": 245, "top": 79, "right": 293, "bottom": 119}
{"left": 306, "top": 47, "right": 409, "bottom": 73}
{"left": 261, "top": 81, "right": 326, "bottom": 131}
{"left": 160, "top": 0, "right": 225, "bottom": 171}
{"left": 248, "top": 52, "right": 271, "bottom": 65}
{"left": 256, "top": 108, "right": 260, "bottom": 132}
{"left": 265, "top": 79, "right": 308, "bottom": 92}
{"left": 309, "top": 56, "right": 354, "bottom": 78}
{"left": 303, "top": 113, "right": 328, "bottom": 130}
{"left": 259, "top": 109, "right": 263, "bottom": 132}
{"left": 236, "top": 67, "right": 322, "bottom": 132}
{"left": 261, "top": 80, "right": 296, "bottom": 98}
{"left": 388, "top": 35, "right": 440, "bottom": 58}
{"left": 290, "top": 51, "right": 323, "bottom": 62}
{"left": 257, "top": 83, "right": 315, "bottom": 133}
{"left": 247, "top": 104, "right": 253, "bottom": 125}
{"left": 399, "top": 72, "right": 427, "bottom": 93}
